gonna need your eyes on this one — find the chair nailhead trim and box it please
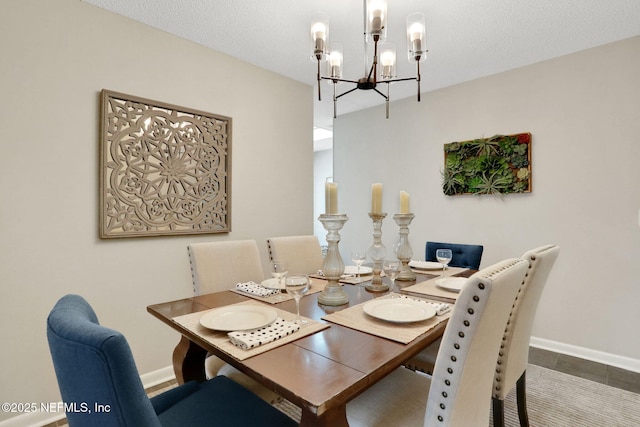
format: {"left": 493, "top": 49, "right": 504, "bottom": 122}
{"left": 454, "top": 343, "right": 460, "bottom": 349}
{"left": 438, "top": 415, "right": 444, "bottom": 421}
{"left": 473, "top": 296, "right": 480, "bottom": 302}
{"left": 478, "top": 283, "right": 485, "bottom": 289}
{"left": 468, "top": 308, "right": 474, "bottom": 314}
{"left": 463, "top": 320, "right": 470, "bottom": 326}
{"left": 458, "top": 331, "right": 465, "bottom": 338}
{"left": 440, "top": 403, "right": 445, "bottom": 409}
{"left": 451, "top": 356, "right": 457, "bottom": 362}
{"left": 442, "top": 391, "right": 448, "bottom": 398}
{"left": 445, "top": 379, "right": 450, "bottom": 386}
{"left": 447, "top": 368, "right": 453, "bottom": 374}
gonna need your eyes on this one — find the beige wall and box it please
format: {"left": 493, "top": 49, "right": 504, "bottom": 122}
{"left": 0, "top": 0, "right": 312, "bottom": 422}
{"left": 335, "top": 36, "right": 640, "bottom": 368}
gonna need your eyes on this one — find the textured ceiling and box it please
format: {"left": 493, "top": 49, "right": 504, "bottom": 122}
{"left": 84, "top": 0, "right": 640, "bottom": 132}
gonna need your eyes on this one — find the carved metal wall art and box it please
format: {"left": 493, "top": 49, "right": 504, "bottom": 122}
{"left": 100, "top": 90, "right": 231, "bottom": 238}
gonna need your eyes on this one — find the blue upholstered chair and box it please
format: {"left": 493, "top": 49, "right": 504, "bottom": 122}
{"left": 425, "top": 241, "right": 484, "bottom": 270}
{"left": 46, "top": 294, "right": 296, "bottom": 427}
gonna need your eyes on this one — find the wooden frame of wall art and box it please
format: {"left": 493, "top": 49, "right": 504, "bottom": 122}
{"left": 441, "top": 133, "right": 532, "bottom": 196}
{"left": 99, "top": 89, "right": 231, "bottom": 238}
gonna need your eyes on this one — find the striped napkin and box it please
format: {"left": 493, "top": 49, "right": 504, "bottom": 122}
{"left": 228, "top": 318, "right": 300, "bottom": 350}
{"left": 235, "top": 281, "right": 280, "bottom": 297}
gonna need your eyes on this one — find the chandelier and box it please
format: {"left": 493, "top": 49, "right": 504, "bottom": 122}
{"left": 310, "top": 0, "right": 426, "bottom": 118}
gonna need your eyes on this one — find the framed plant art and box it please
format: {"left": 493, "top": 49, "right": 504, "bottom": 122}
{"left": 442, "top": 133, "right": 531, "bottom": 196}
{"left": 99, "top": 90, "right": 231, "bottom": 238}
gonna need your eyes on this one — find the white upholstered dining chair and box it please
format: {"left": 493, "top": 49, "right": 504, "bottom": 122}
{"left": 346, "top": 258, "right": 529, "bottom": 427}
{"left": 266, "top": 235, "right": 324, "bottom": 275}
{"left": 492, "top": 244, "right": 560, "bottom": 427}
{"left": 188, "top": 239, "right": 265, "bottom": 295}
{"left": 403, "top": 245, "right": 560, "bottom": 426}
{"left": 187, "top": 240, "right": 280, "bottom": 403}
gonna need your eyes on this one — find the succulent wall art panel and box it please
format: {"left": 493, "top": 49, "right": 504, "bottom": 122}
{"left": 99, "top": 90, "right": 231, "bottom": 238}
{"left": 442, "top": 133, "right": 531, "bottom": 196}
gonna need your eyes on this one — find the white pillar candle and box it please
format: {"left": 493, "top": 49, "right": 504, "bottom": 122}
{"left": 325, "top": 182, "right": 338, "bottom": 214}
{"left": 399, "top": 191, "right": 410, "bottom": 214}
{"left": 371, "top": 183, "right": 383, "bottom": 214}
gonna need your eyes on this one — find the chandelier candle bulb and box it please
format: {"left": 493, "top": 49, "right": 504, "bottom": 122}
{"left": 325, "top": 182, "right": 338, "bottom": 214}
{"left": 328, "top": 46, "right": 343, "bottom": 79}
{"left": 409, "top": 23, "right": 424, "bottom": 53}
{"left": 311, "top": 22, "right": 327, "bottom": 54}
{"left": 371, "top": 12, "right": 382, "bottom": 33}
{"left": 380, "top": 48, "right": 395, "bottom": 79}
{"left": 399, "top": 191, "right": 410, "bottom": 214}
{"left": 371, "top": 183, "right": 383, "bottom": 214}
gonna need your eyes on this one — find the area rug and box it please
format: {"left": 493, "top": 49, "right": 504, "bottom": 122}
{"left": 272, "top": 364, "right": 640, "bottom": 426}
{"left": 495, "top": 364, "right": 640, "bottom": 426}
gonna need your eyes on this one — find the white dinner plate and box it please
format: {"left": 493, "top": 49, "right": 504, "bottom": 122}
{"left": 362, "top": 298, "right": 436, "bottom": 323}
{"left": 344, "top": 265, "right": 373, "bottom": 275}
{"left": 435, "top": 277, "right": 468, "bottom": 293}
{"left": 409, "top": 260, "right": 445, "bottom": 270}
{"left": 261, "top": 278, "right": 285, "bottom": 290}
{"left": 199, "top": 305, "right": 278, "bottom": 331}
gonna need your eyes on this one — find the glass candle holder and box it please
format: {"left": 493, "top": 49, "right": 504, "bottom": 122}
{"left": 366, "top": 212, "right": 389, "bottom": 292}
{"left": 393, "top": 213, "right": 416, "bottom": 281}
{"left": 317, "top": 213, "right": 349, "bottom": 306}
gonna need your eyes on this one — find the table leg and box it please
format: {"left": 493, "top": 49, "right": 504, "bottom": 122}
{"left": 172, "top": 336, "right": 207, "bottom": 384}
{"left": 300, "top": 404, "right": 349, "bottom": 427}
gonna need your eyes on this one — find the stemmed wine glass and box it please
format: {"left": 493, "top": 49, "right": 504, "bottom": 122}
{"left": 285, "top": 275, "right": 310, "bottom": 324}
{"left": 383, "top": 260, "right": 401, "bottom": 292}
{"left": 270, "top": 260, "right": 288, "bottom": 301}
{"left": 351, "top": 250, "right": 366, "bottom": 278}
{"left": 435, "top": 249, "right": 453, "bottom": 278}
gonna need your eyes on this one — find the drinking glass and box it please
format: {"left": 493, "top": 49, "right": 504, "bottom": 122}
{"left": 285, "top": 275, "right": 310, "bottom": 324}
{"left": 270, "top": 260, "right": 289, "bottom": 301}
{"left": 351, "top": 250, "right": 366, "bottom": 277}
{"left": 383, "top": 260, "right": 401, "bottom": 291}
{"left": 436, "top": 249, "right": 453, "bottom": 277}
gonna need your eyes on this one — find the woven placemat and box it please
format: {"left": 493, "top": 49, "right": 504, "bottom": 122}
{"left": 322, "top": 293, "right": 451, "bottom": 344}
{"left": 402, "top": 268, "right": 471, "bottom": 302}
{"left": 173, "top": 300, "right": 329, "bottom": 360}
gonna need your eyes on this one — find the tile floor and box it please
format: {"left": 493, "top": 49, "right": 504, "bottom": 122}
{"left": 528, "top": 347, "right": 640, "bottom": 394}
{"left": 42, "top": 348, "right": 640, "bottom": 427}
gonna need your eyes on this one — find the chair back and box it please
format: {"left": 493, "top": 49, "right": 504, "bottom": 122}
{"left": 267, "top": 235, "right": 324, "bottom": 275}
{"left": 425, "top": 241, "right": 484, "bottom": 270}
{"left": 188, "top": 240, "right": 264, "bottom": 295}
{"left": 47, "top": 294, "right": 161, "bottom": 427}
{"left": 493, "top": 244, "right": 560, "bottom": 399}
{"left": 424, "top": 258, "right": 529, "bottom": 426}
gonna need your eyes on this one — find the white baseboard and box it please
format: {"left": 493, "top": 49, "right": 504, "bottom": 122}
{"left": 530, "top": 336, "right": 640, "bottom": 373}
{"left": 0, "top": 367, "right": 175, "bottom": 427}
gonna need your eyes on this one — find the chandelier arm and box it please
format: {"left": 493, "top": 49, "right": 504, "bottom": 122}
{"left": 335, "top": 86, "right": 360, "bottom": 100}
{"left": 417, "top": 61, "right": 421, "bottom": 102}
{"left": 382, "top": 76, "right": 419, "bottom": 83}
{"left": 372, "top": 87, "right": 389, "bottom": 100}
{"left": 333, "top": 83, "right": 337, "bottom": 119}
{"left": 320, "top": 77, "right": 361, "bottom": 84}
{"left": 317, "top": 60, "right": 322, "bottom": 101}
{"left": 366, "top": 39, "right": 379, "bottom": 84}
{"left": 386, "top": 83, "right": 390, "bottom": 119}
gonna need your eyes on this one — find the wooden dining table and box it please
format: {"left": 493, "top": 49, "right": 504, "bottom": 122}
{"left": 147, "top": 270, "right": 469, "bottom": 427}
